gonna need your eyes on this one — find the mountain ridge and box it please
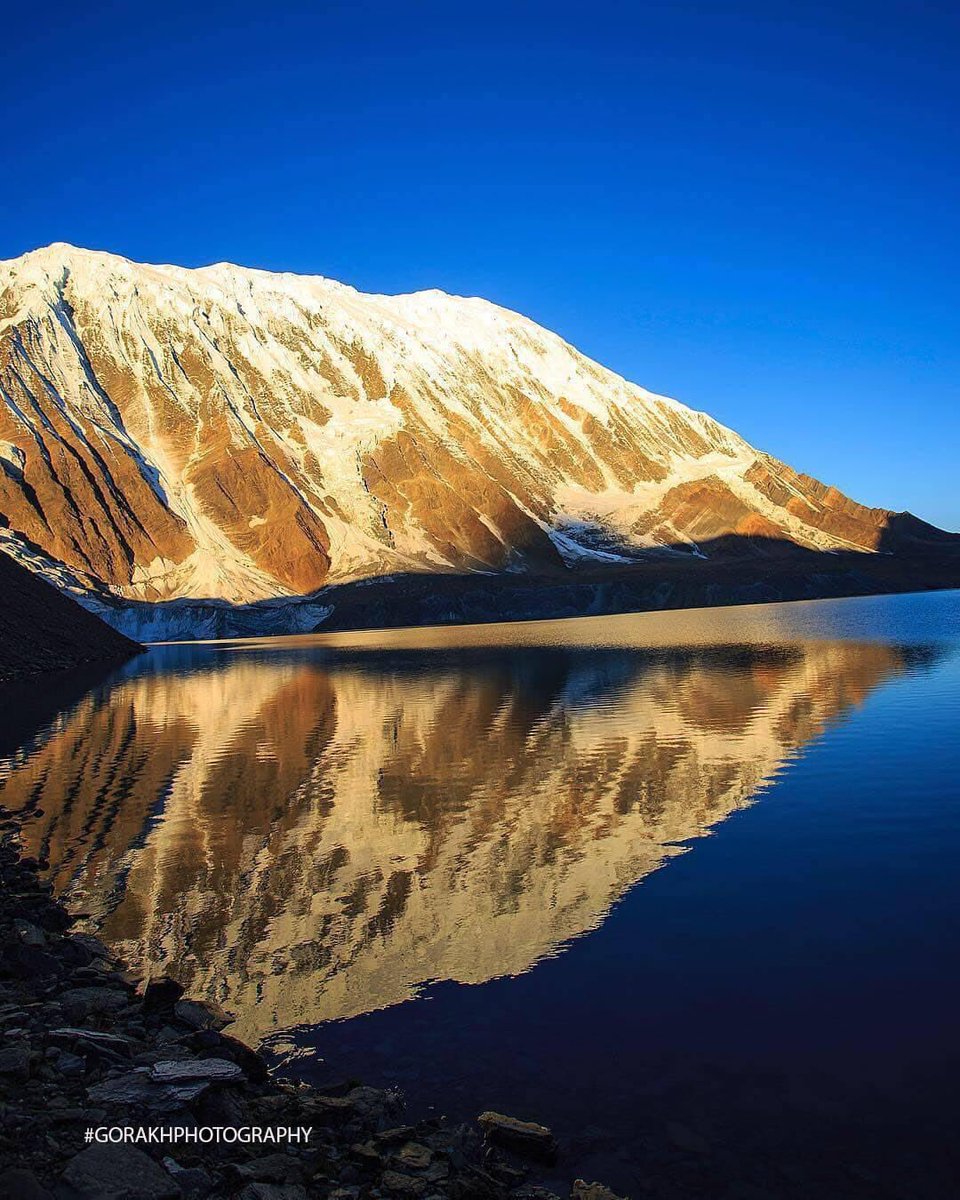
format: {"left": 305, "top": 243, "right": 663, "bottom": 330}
{"left": 0, "top": 243, "right": 955, "bottom": 636}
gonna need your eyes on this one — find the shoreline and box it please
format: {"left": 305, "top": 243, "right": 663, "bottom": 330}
{"left": 147, "top": 582, "right": 960, "bottom": 649}
{"left": 85, "top": 550, "right": 960, "bottom": 644}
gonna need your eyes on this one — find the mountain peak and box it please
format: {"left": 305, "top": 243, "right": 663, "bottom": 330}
{"left": 0, "top": 244, "right": 946, "bottom": 614}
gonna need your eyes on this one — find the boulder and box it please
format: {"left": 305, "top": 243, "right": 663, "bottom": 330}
{"left": 173, "top": 997, "right": 234, "bottom": 1031}
{"left": 477, "top": 1111, "right": 559, "bottom": 1163}
{"left": 61, "top": 1144, "right": 178, "bottom": 1199}
{"left": 140, "top": 977, "right": 184, "bottom": 1013}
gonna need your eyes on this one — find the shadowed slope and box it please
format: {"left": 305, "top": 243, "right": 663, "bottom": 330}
{"left": 0, "top": 546, "right": 140, "bottom": 680}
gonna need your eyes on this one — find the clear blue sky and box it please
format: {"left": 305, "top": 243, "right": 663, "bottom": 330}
{"left": 3, "top": 1, "right": 958, "bottom": 528}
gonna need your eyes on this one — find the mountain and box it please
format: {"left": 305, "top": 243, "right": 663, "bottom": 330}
{"left": 0, "top": 546, "right": 139, "bottom": 681}
{"left": 0, "top": 244, "right": 955, "bottom": 635}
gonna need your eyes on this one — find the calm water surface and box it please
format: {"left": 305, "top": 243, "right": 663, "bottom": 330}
{"left": 2, "top": 590, "right": 959, "bottom": 1195}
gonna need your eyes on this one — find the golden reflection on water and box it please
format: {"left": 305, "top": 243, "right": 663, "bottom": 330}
{"left": 0, "top": 615, "right": 910, "bottom": 1046}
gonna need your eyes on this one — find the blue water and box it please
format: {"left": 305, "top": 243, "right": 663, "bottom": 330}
{"left": 2, "top": 589, "right": 958, "bottom": 1197}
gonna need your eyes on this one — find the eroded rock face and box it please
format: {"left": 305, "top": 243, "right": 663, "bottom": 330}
{"left": 0, "top": 244, "right": 936, "bottom": 605}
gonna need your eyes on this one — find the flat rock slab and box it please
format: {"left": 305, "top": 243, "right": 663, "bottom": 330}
{"left": 50, "top": 1026, "right": 135, "bottom": 1055}
{"left": 61, "top": 1144, "right": 178, "bottom": 1199}
{"left": 478, "top": 1111, "right": 559, "bottom": 1163}
{"left": 150, "top": 1057, "right": 243, "bottom": 1084}
{"left": 88, "top": 1068, "right": 208, "bottom": 1109}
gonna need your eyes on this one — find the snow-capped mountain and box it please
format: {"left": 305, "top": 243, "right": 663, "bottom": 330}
{"left": 0, "top": 244, "right": 945, "bottom": 609}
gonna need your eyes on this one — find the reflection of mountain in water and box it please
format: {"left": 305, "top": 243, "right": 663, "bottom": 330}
{"left": 0, "top": 638, "right": 911, "bottom": 1044}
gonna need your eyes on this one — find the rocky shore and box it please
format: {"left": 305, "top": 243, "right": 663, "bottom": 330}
{"left": 0, "top": 813, "right": 620, "bottom": 1200}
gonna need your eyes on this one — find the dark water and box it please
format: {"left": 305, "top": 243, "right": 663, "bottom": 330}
{"left": 2, "top": 590, "right": 959, "bottom": 1197}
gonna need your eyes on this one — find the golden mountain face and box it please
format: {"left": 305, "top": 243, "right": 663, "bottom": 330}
{"left": 0, "top": 246, "right": 902, "bottom": 606}
{"left": 0, "top": 625, "right": 907, "bottom": 1045}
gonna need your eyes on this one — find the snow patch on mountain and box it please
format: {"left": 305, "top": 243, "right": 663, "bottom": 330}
{"left": 0, "top": 243, "right": 919, "bottom": 617}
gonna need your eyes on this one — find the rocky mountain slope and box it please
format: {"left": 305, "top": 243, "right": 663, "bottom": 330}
{"left": 1, "top": 244, "right": 952, "bottom": 632}
{"left": 0, "top": 546, "right": 139, "bottom": 681}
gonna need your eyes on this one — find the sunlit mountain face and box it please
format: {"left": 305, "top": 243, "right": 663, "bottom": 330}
{"left": 0, "top": 612, "right": 913, "bottom": 1046}
{"left": 1, "top": 244, "right": 952, "bottom": 637}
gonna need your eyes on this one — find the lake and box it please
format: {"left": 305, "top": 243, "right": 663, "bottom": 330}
{"left": 2, "top": 589, "right": 959, "bottom": 1197}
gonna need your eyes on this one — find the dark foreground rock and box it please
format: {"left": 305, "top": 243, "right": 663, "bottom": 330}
{"left": 477, "top": 1115, "right": 558, "bottom": 1165}
{"left": 0, "top": 816, "right": 616, "bottom": 1200}
{"left": 0, "top": 547, "right": 141, "bottom": 682}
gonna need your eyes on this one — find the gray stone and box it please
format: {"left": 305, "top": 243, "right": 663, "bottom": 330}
{"left": 13, "top": 918, "right": 46, "bottom": 946}
{"left": 87, "top": 1068, "right": 208, "bottom": 1109}
{"left": 60, "top": 986, "right": 129, "bottom": 1022}
{"left": 149, "top": 1057, "right": 243, "bottom": 1084}
{"left": 0, "top": 1042, "right": 31, "bottom": 1080}
{"left": 161, "top": 1157, "right": 214, "bottom": 1197}
{"left": 236, "top": 1154, "right": 306, "bottom": 1183}
{"left": 56, "top": 1050, "right": 87, "bottom": 1077}
{"left": 61, "top": 1144, "right": 179, "bottom": 1199}
{"left": 71, "top": 933, "right": 112, "bottom": 959}
{"left": 345, "top": 1084, "right": 400, "bottom": 1118}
